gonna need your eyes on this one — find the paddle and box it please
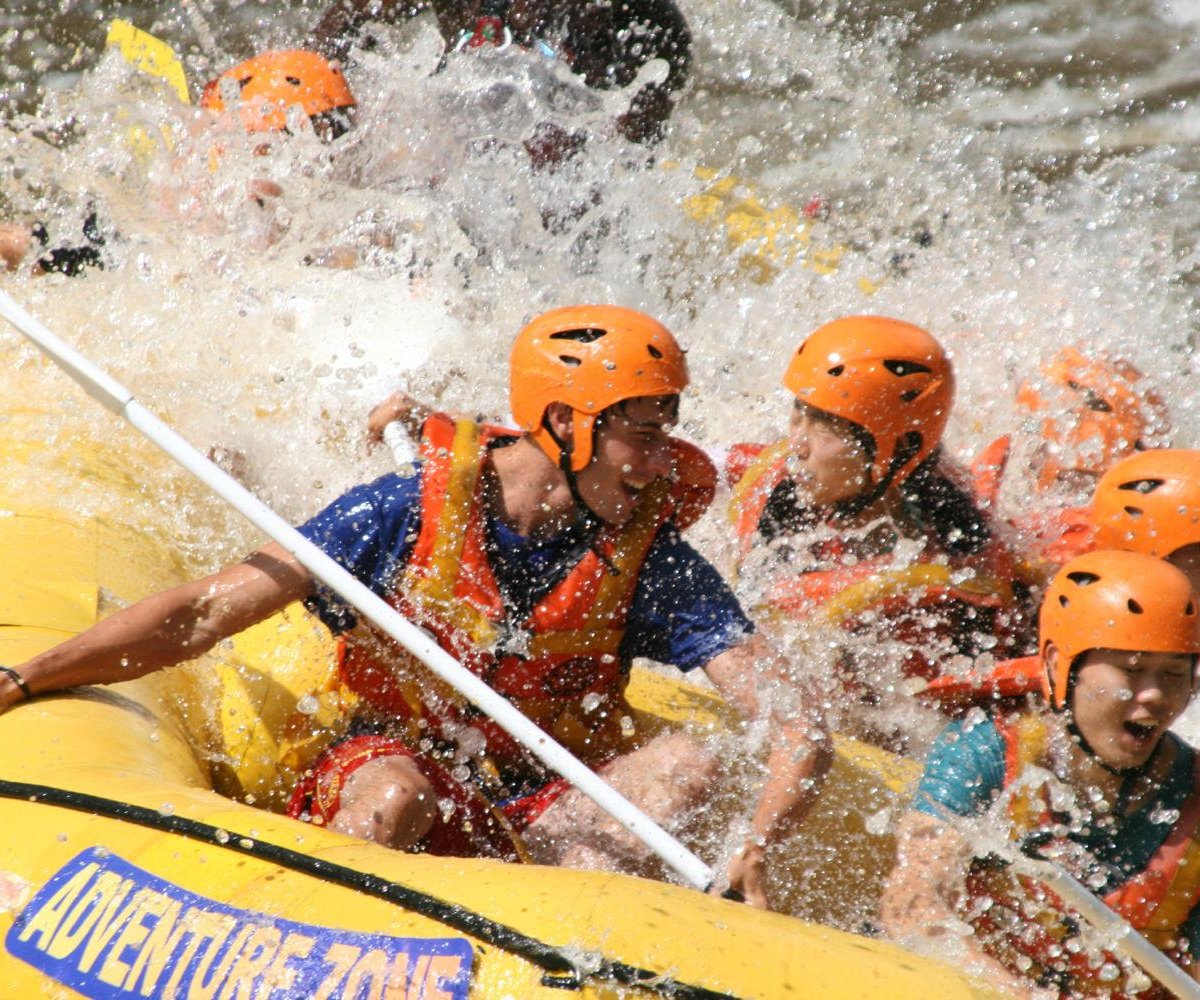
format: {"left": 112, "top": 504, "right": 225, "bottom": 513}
{"left": 0, "top": 291, "right": 716, "bottom": 892}
{"left": 105, "top": 19, "right": 190, "bottom": 103}
{"left": 930, "top": 803, "right": 1200, "bottom": 999}
{"left": 1021, "top": 856, "right": 1200, "bottom": 1000}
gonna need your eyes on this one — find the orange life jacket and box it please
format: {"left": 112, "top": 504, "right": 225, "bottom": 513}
{"left": 962, "top": 713, "right": 1200, "bottom": 997}
{"left": 726, "top": 440, "right": 1018, "bottom": 681}
{"left": 337, "top": 413, "right": 714, "bottom": 768}
{"left": 918, "top": 655, "right": 1048, "bottom": 715}
{"left": 971, "top": 434, "right": 1097, "bottom": 568}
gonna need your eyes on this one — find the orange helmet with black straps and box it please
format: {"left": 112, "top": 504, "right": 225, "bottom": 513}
{"left": 1017, "top": 346, "right": 1172, "bottom": 489}
{"left": 1040, "top": 549, "right": 1200, "bottom": 710}
{"left": 510, "top": 306, "right": 689, "bottom": 472}
{"left": 200, "top": 50, "right": 356, "bottom": 134}
{"left": 782, "top": 316, "right": 954, "bottom": 488}
{"left": 1093, "top": 449, "right": 1200, "bottom": 558}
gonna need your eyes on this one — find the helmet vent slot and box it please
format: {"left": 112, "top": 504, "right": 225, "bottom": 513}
{"left": 549, "top": 327, "right": 606, "bottom": 344}
{"left": 1122, "top": 505, "right": 1144, "bottom": 518}
{"left": 1066, "top": 570, "right": 1100, "bottom": 587}
{"left": 883, "top": 360, "right": 932, "bottom": 377}
{"left": 1119, "top": 478, "right": 1162, "bottom": 495}
{"left": 647, "top": 344, "right": 663, "bottom": 359}
{"left": 827, "top": 365, "right": 845, "bottom": 377}
{"left": 286, "top": 76, "right": 302, "bottom": 86}
{"left": 558, "top": 355, "right": 582, "bottom": 367}
{"left": 1188, "top": 600, "right": 1197, "bottom": 616}
{"left": 899, "top": 389, "right": 921, "bottom": 402}
{"left": 1127, "top": 598, "right": 1144, "bottom": 614}
{"left": 1066, "top": 380, "right": 1112, "bottom": 412}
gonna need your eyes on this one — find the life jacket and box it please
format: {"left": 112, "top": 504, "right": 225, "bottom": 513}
{"left": 917, "top": 655, "right": 1047, "bottom": 715}
{"left": 971, "top": 434, "right": 1097, "bottom": 568}
{"left": 337, "top": 413, "right": 715, "bottom": 769}
{"left": 961, "top": 713, "right": 1200, "bottom": 997}
{"left": 726, "top": 439, "right": 1018, "bottom": 682}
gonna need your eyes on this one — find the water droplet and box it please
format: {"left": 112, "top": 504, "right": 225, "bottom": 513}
{"left": 159, "top": 802, "right": 175, "bottom": 817}
{"left": 1150, "top": 806, "right": 1180, "bottom": 825}
{"left": 581, "top": 692, "right": 602, "bottom": 713}
{"left": 215, "top": 829, "right": 230, "bottom": 844}
{"left": 296, "top": 694, "right": 320, "bottom": 716}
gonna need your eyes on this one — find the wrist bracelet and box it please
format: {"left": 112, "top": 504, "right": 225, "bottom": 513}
{"left": 0, "top": 665, "right": 32, "bottom": 700}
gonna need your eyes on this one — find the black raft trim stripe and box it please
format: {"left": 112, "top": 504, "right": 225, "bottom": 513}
{"left": 0, "top": 779, "right": 739, "bottom": 1000}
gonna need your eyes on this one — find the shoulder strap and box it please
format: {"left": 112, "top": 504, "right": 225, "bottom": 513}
{"left": 1105, "top": 748, "right": 1200, "bottom": 939}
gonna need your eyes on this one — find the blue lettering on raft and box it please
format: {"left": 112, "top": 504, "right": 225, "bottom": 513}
{"left": 6, "top": 847, "right": 474, "bottom": 999}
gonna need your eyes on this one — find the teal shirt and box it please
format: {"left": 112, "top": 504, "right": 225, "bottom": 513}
{"left": 914, "top": 716, "right": 1200, "bottom": 955}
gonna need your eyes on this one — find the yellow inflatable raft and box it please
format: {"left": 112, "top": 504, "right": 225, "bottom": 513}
{"left": 0, "top": 362, "right": 996, "bottom": 999}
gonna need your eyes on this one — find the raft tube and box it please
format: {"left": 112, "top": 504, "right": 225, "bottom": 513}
{"left": 0, "top": 374, "right": 999, "bottom": 999}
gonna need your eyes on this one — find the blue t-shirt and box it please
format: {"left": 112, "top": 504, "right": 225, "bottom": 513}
{"left": 914, "top": 715, "right": 1200, "bottom": 953}
{"left": 297, "top": 470, "right": 752, "bottom": 672}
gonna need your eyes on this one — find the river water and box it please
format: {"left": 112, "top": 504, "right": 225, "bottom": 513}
{"left": 2, "top": 0, "right": 1200, "bottom": 954}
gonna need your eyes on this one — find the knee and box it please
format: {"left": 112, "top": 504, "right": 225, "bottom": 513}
{"left": 332, "top": 756, "right": 439, "bottom": 850}
{"left": 654, "top": 731, "right": 722, "bottom": 792}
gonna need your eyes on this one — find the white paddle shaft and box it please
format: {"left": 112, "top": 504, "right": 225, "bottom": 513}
{"left": 0, "top": 291, "right": 715, "bottom": 891}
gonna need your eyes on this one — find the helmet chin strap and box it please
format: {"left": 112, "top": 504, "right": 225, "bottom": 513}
{"left": 831, "top": 434, "right": 922, "bottom": 522}
{"left": 544, "top": 415, "right": 620, "bottom": 576}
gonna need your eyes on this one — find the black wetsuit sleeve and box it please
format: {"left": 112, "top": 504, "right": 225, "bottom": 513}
{"left": 310, "top": 0, "right": 429, "bottom": 60}
{"left": 568, "top": 0, "right": 691, "bottom": 143}
{"left": 564, "top": 0, "right": 691, "bottom": 92}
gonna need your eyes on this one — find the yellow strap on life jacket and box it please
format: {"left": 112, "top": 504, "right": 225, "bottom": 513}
{"left": 404, "top": 419, "right": 500, "bottom": 647}
{"left": 406, "top": 418, "right": 670, "bottom": 655}
{"left": 1004, "top": 714, "right": 1052, "bottom": 836}
{"left": 727, "top": 439, "right": 790, "bottom": 530}
{"left": 814, "top": 563, "right": 1014, "bottom": 627}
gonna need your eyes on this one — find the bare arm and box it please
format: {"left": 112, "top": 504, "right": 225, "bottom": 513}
{"left": 0, "top": 542, "right": 313, "bottom": 711}
{"left": 881, "top": 811, "right": 1045, "bottom": 996}
{"left": 366, "top": 390, "right": 432, "bottom": 447}
{"left": 704, "top": 633, "right": 833, "bottom": 908}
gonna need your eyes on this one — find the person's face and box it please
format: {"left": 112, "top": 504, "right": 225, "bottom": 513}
{"left": 1169, "top": 543, "right": 1200, "bottom": 597}
{"left": 786, "top": 401, "right": 872, "bottom": 508}
{"left": 1068, "top": 647, "right": 1194, "bottom": 770}
{"left": 573, "top": 395, "right": 678, "bottom": 527}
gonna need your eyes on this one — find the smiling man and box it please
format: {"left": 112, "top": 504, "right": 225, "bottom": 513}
{"left": 881, "top": 549, "right": 1200, "bottom": 996}
{"left": 0, "top": 305, "right": 827, "bottom": 907}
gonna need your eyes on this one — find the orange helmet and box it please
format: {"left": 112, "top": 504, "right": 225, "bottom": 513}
{"left": 200, "top": 50, "right": 356, "bottom": 134}
{"left": 782, "top": 316, "right": 954, "bottom": 487}
{"left": 1040, "top": 549, "right": 1200, "bottom": 710}
{"left": 510, "top": 306, "right": 689, "bottom": 472}
{"left": 1017, "top": 346, "right": 1171, "bottom": 489}
{"left": 1093, "top": 449, "right": 1200, "bottom": 558}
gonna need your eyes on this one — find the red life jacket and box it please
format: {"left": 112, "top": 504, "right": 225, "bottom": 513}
{"left": 726, "top": 439, "right": 1018, "bottom": 681}
{"left": 962, "top": 713, "right": 1200, "bottom": 997}
{"left": 971, "top": 434, "right": 1097, "bottom": 567}
{"left": 918, "top": 655, "right": 1048, "bottom": 715}
{"left": 337, "top": 413, "right": 714, "bottom": 768}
